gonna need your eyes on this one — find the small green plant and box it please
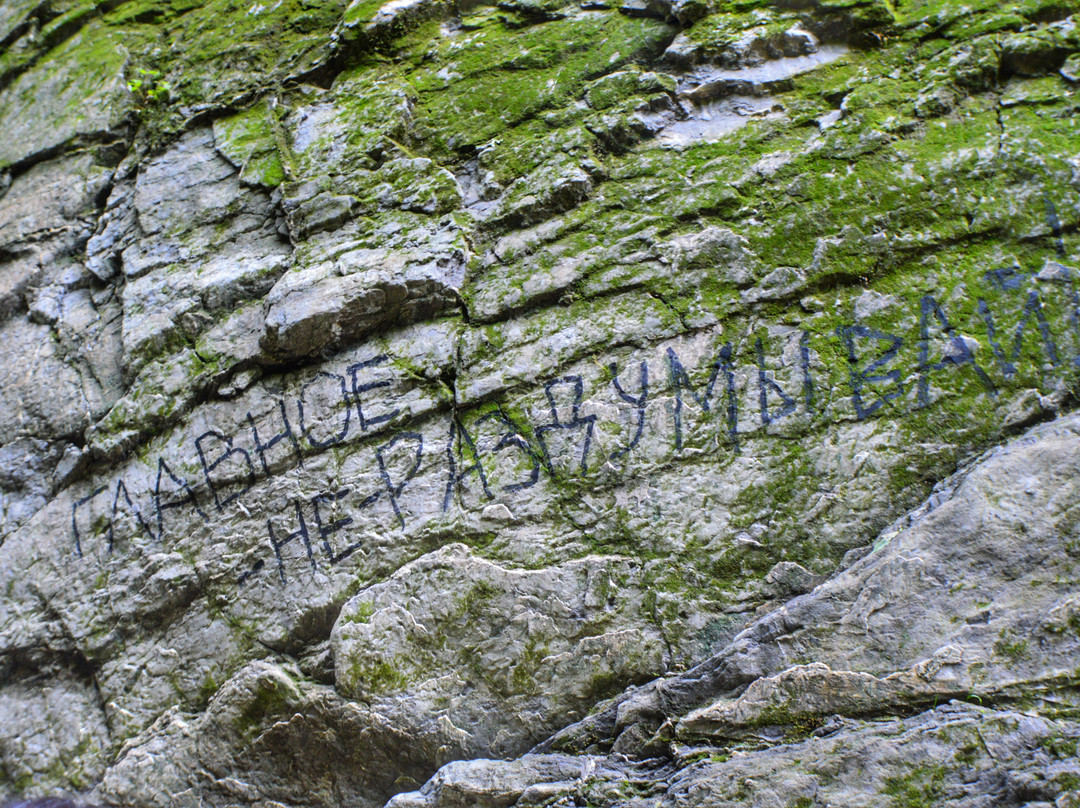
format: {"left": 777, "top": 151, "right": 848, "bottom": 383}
{"left": 127, "top": 67, "right": 172, "bottom": 105}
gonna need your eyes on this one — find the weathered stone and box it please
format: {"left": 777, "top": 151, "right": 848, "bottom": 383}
{"left": 395, "top": 704, "right": 1080, "bottom": 807}
{"left": 0, "top": 154, "right": 110, "bottom": 249}
{"left": 332, "top": 544, "right": 669, "bottom": 757}
{"left": 0, "top": 22, "right": 129, "bottom": 170}
{"left": 0, "top": 672, "right": 111, "bottom": 795}
{"left": 261, "top": 239, "right": 462, "bottom": 359}
{"left": 0, "top": 438, "right": 65, "bottom": 543}
{"left": 0, "top": 318, "right": 103, "bottom": 444}
{"left": 540, "top": 413, "right": 1080, "bottom": 757}
{"left": 96, "top": 660, "right": 437, "bottom": 808}
{"left": 2, "top": 0, "right": 1080, "bottom": 805}
{"left": 386, "top": 754, "right": 614, "bottom": 808}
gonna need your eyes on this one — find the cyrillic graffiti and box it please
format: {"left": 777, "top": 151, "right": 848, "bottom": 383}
{"left": 70, "top": 271, "right": 1080, "bottom": 587}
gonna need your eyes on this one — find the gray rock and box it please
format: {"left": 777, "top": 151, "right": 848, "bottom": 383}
{"left": 2, "top": 2, "right": 1080, "bottom": 806}
{"left": 0, "top": 23, "right": 129, "bottom": 170}
{"left": 0, "top": 672, "right": 111, "bottom": 796}
{"left": 0, "top": 318, "right": 102, "bottom": 444}
{"left": 261, "top": 239, "right": 462, "bottom": 360}
{"left": 0, "top": 438, "right": 65, "bottom": 543}
{"left": 332, "top": 544, "right": 669, "bottom": 757}
{"left": 0, "top": 154, "right": 110, "bottom": 249}
{"left": 540, "top": 413, "right": 1080, "bottom": 755}
{"left": 660, "top": 226, "right": 759, "bottom": 286}
{"left": 397, "top": 703, "right": 1080, "bottom": 807}
{"left": 386, "top": 754, "right": 615, "bottom": 808}
{"left": 96, "top": 660, "right": 436, "bottom": 808}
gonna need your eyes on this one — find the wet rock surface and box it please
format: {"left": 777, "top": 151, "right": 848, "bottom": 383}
{"left": 1, "top": 0, "right": 1080, "bottom": 805}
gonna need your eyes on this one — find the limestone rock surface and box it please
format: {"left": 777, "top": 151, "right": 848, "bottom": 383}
{"left": 397, "top": 413, "right": 1080, "bottom": 805}
{"left": 1, "top": 0, "right": 1080, "bottom": 805}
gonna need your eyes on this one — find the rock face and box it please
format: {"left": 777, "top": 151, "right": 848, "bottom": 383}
{"left": 1, "top": 0, "right": 1079, "bottom": 805}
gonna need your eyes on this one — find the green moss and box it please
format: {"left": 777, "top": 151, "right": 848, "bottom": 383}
{"left": 213, "top": 103, "right": 287, "bottom": 187}
{"left": 343, "top": 0, "right": 391, "bottom": 27}
{"left": 684, "top": 8, "right": 810, "bottom": 56}
{"left": 461, "top": 580, "right": 500, "bottom": 612}
{"left": 882, "top": 765, "right": 947, "bottom": 808}
{"left": 65, "top": 0, "right": 352, "bottom": 147}
{"left": 0, "top": 16, "right": 134, "bottom": 169}
{"left": 408, "top": 9, "right": 673, "bottom": 160}
{"left": 747, "top": 704, "right": 826, "bottom": 738}
{"left": 347, "top": 656, "right": 408, "bottom": 694}
{"left": 234, "top": 671, "right": 303, "bottom": 736}
{"left": 197, "top": 671, "right": 219, "bottom": 707}
{"left": 584, "top": 68, "right": 675, "bottom": 111}
{"left": 511, "top": 635, "right": 551, "bottom": 693}
{"left": 345, "top": 600, "right": 376, "bottom": 624}
{"left": 954, "top": 739, "right": 981, "bottom": 765}
{"left": 156, "top": 0, "right": 348, "bottom": 103}
{"left": 1042, "top": 732, "right": 1080, "bottom": 759}
{"left": 994, "top": 630, "right": 1030, "bottom": 663}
